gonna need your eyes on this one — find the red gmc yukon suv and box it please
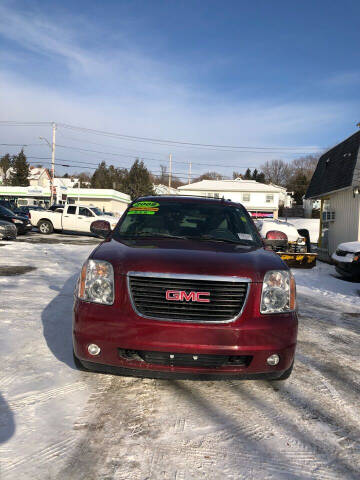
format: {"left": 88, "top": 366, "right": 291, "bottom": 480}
{"left": 73, "top": 196, "right": 297, "bottom": 380}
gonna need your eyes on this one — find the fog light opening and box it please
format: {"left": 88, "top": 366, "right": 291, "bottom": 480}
{"left": 88, "top": 343, "right": 101, "bottom": 356}
{"left": 267, "top": 354, "right": 280, "bottom": 366}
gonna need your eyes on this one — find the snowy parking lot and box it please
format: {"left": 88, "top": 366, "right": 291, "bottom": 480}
{"left": 1, "top": 236, "right": 360, "bottom": 479}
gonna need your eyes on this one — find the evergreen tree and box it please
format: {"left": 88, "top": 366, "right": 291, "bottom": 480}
{"left": 91, "top": 161, "right": 112, "bottom": 188}
{"left": 123, "top": 159, "right": 154, "bottom": 199}
{"left": 108, "top": 165, "right": 128, "bottom": 191}
{"left": 244, "top": 168, "right": 252, "bottom": 180}
{"left": 0, "top": 153, "right": 12, "bottom": 185}
{"left": 287, "top": 172, "right": 308, "bottom": 204}
{"left": 252, "top": 168, "right": 258, "bottom": 180}
{"left": 10, "top": 149, "right": 29, "bottom": 186}
{"left": 256, "top": 172, "right": 266, "bottom": 183}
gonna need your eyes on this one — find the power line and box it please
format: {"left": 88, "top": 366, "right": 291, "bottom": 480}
{"left": 0, "top": 121, "right": 52, "bottom": 127}
{"left": 0, "top": 121, "right": 320, "bottom": 153}
{"left": 58, "top": 122, "right": 321, "bottom": 153}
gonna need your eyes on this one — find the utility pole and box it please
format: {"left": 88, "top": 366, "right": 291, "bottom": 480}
{"left": 188, "top": 161, "right": 192, "bottom": 184}
{"left": 168, "top": 153, "right": 172, "bottom": 188}
{"left": 50, "top": 122, "right": 56, "bottom": 205}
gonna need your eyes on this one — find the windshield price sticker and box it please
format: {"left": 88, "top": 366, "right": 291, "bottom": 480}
{"left": 238, "top": 233, "right": 253, "bottom": 240}
{"left": 128, "top": 201, "right": 160, "bottom": 215}
{"left": 128, "top": 209, "right": 157, "bottom": 215}
{"left": 132, "top": 201, "right": 160, "bottom": 208}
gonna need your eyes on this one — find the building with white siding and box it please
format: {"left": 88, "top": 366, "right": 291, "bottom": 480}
{"left": 305, "top": 130, "right": 360, "bottom": 261}
{"left": 0, "top": 186, "right": 130, "bottom": 216}
{"left": 66, "top": 188, "right": 131, "bottom": 216}
{"left": 177, "top": 178, "right": 285, "bottom": 218}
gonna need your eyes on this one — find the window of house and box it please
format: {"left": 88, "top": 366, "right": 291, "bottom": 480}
{"left": 67, "top": 206, "right": 77, "bottom": 214}
{"left": 242, "top": 193, "right": 250, "bottom": 202}
{"left": 214, "top": 193, "right": 220, "bottom": 198}
{"left": 266, "top": 194, "right": 274, "bottom": 203}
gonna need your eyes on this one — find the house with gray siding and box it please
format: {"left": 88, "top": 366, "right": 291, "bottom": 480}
{"left": 305, "top": 130, "right": 360, "bottom": 261}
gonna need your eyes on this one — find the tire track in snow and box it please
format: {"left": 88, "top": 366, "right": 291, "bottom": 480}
{"left": 8, "top": 382, "right": 87, "bottom": 409}
{"left": 1, "top": 437, "right": 78, "bottom": 476}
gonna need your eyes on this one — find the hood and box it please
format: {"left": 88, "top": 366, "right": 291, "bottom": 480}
{"left": 91, "top": 237, "right": 287, "bottom": 283}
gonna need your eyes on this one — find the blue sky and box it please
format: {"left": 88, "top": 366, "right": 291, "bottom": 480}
{"left": 0, "top": 0, "right": 359, "bottom": 180}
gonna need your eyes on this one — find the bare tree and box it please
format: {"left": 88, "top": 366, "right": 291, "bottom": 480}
{"left": 193, "top": 171, "right": 225, "bottom": 182}
{"left": 260, "top": 159, "right": 292, "bottom": 186}
{"left": 291, "top": 155, "right": 319, "bottom": 182}
{"left": 152, "top": 165, "right": 184, "bottom": 188}
{"left": 232, "top": 171, "right": 243, "bottom": 179}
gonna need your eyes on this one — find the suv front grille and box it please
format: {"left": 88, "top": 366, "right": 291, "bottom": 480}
{"left": 128, "top": 272, "right": 249, "bottom": 323}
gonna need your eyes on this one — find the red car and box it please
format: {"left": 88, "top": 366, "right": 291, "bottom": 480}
{"left": 73, "top": 196, "right": 297, "bottom": 380}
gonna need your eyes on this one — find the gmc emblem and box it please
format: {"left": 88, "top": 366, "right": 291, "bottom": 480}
{"left": 166, "top": 290, "right": 210, "bottom": 303}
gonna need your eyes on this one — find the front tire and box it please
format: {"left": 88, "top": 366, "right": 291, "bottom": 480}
{"left": 38, "top": 220, "right": 53, "bottom": 235}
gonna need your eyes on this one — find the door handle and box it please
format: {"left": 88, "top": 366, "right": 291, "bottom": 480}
{"left": 63, "top": 215, "right": 69, "bottom": 217}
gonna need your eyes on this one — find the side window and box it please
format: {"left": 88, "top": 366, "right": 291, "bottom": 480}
{"left": 67, "top": 206, "right": 77, "bottom": 215}
{"left": 266, "top": 194, "right": 274, "bottom": 203}
{"left": 79, "top": 207, "right": 93, "bottom": 217}
{"left": 242, "top": 193, "right": 250, "bottom": 202}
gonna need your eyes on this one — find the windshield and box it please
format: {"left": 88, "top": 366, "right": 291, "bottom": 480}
{"left": 0, "top": 206, "right": 14, "bottom": 216}
{"left": 89, "top": 207, "right": 104, "bottom": 216}
{"left": 115, "top": 200, "right": 262, "bottom": 246}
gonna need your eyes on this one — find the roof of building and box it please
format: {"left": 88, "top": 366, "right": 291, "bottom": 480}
{"left": 153, "top": 184, "right": 178, "bottom": 195}
{"left": 54, "top": 177, "right": 79, "bottom": 188}
{"left": 66, "top": 188, "right": 131, "bottom": 203}
{"left": 305, "top": 130, "right": 360, "bottom": 199}
{"left": 177, "top": 179, "right": 282, "bottom": 193}
{"left": 28, "top": 167, "right": 50, "bottom": 181}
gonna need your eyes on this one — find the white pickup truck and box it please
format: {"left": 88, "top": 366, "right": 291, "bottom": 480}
{"left": 29, "top": 204, "right": 119, "bottom": 234}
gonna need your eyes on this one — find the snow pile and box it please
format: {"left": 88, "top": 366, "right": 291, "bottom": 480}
{"left": 257, "top": 219, "right": 300, "bottom": 242}
{"left": 280, "top": 218, "right": 320, "bottom": 243}
{"left": 335, "top": 241, "right": 360, "bottom": 253}
{"left": 293, "top": 261, "right": 360, "bottom": 307}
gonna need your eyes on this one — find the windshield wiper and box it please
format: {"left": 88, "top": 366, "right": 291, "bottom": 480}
{"left": 196, "top": 235, "right": 254, "bottom": 245}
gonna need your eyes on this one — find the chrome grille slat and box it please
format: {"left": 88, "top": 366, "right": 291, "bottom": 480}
{"left": 128, "top": 272, "right": 250, "bottom": 323}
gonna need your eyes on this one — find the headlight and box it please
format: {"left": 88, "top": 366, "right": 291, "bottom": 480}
{"left": 12, "top": 219, "right": 23, "bottom": 224}
{"left": 78, "top": 259, "right": 114, "bottom": 305}
{"left": 260, "top": 270, "right": 296, "bottom": 314}
{"left": 297, "top": 237, "right": 306, "bottom": 244}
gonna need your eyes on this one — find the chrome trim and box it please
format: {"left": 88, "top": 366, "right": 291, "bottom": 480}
{"left": 127, "top": 271, "right": 251, "bottom": 283}
{"left": 127, "top": 271, "right": 251, "bottom": 324}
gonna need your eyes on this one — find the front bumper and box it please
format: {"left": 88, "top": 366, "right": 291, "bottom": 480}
{"left": 73, "top": 283, "right": 298, "bottom": 378}
{"left": 335, "top": 261, "right": 360, "bottom": 279}
{"left": 16, "top": 223, "right": 32, "bottom": 234}
{"left": 0, "top": 227, "right": 17, "bottom": 240}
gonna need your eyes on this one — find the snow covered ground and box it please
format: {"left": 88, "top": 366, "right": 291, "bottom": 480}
{"left": 1, "top": 238, "right": 360, "bottom": 479}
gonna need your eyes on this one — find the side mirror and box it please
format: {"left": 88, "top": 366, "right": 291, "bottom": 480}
{"left": 90, "top": 220, "right": 111, "bottom": 238}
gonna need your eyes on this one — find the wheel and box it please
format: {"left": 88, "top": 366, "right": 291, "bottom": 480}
{"left": 274, "top": 361, "right": 294, "bottom": 381}
{"left": 38, "top": 220, "right": 53, "bottom": 235}
{"left": 72, "top": 349, "right": 88, "bottom": 371}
